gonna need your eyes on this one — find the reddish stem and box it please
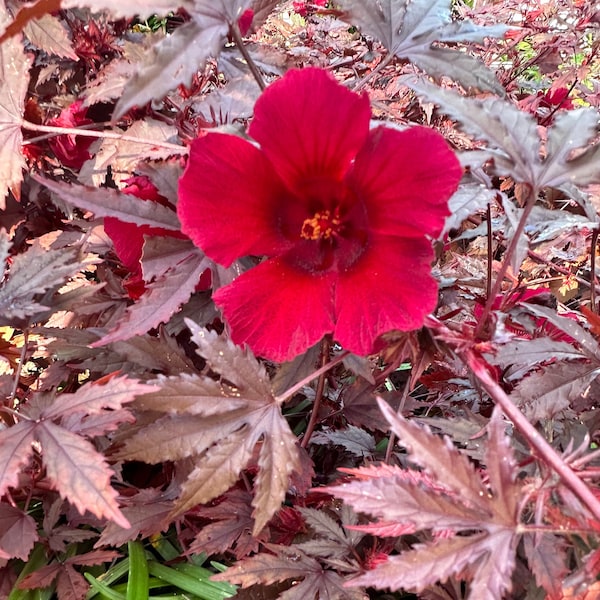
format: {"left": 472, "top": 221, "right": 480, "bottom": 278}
{"left": 301, "top": 337, "right": 331, "bottom": 449}
{"left": 475, "top": 185, "right": 539, "bottom": 338}
{"left": 467, "top": 351, "right": 600, "bottom": 523}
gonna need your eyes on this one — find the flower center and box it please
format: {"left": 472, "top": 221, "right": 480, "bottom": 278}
{"left": 300, "top": 209, "right": 342, "bottom": 241}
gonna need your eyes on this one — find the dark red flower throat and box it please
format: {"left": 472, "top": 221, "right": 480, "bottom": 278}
{"left": 280, "top": 179, "right": 369, "bottom": 273}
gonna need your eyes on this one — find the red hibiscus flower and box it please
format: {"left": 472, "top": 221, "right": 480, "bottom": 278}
{"left": 47, "top": 100, "right": 94, "bottom": 170}
{"left": 178, "top": 68, "right": 462, "bottom": 362}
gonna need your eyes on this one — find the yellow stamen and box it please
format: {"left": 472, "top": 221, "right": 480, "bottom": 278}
{"left": 300, "top": 210, "right": 341, "bottom": 240}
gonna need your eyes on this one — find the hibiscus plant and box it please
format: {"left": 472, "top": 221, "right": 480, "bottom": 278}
{"left": 1, "top": 1, "right": 600, "bottom": 599}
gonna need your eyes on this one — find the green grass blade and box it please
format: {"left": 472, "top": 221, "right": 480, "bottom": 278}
{"left": 147, "top": 562, "right": 236, "bottom": 600}
{"left": 126, "top": 541, "right": 149, "bottom": 600}
{"left": 84, "top": 573, "right": 127, "bottom": 600}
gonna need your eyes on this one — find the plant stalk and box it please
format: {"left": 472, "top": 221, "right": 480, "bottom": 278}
{"left": 475, "top": 185, "right": 539, "bottom": 337}
{"left": 467, "top": 350, "right": 600, "bottom": 523}
{"left": 301, "top": 337, "right": 331, "bottom": 449}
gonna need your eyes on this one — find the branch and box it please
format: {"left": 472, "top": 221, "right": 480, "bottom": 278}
{"left": 466, "top": 350, "right": 600, "bottom": 523}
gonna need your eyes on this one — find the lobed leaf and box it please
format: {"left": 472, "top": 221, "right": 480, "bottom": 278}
{"left": 188, "top": 489, "right": 263, "bottom": 559}
{"left": 186, "top": 321, "right": 273, "bottom": 398}
{"left": 212, "top": 544, "right": 367, "bottom": 599}
{"left": 36, "top": 421, "right": 130, "bottom": 528}
{"left": 0, "top": 503, "right": 38, "bottom": 560}
{"left": 349, "top": 530, "right": 515, "bottom": 599}
{"left": 541, "top": 108, "right": 600, "bottom": 188}
{"left": 41, "top": 376, "right": 158, "bottom": 421}
{"left": 406, "top": 78, "right": 540, "bottom": 183}
{"left": 406, "top": 79, "right": 600, "bottom": 189}
{"left": 35, "top": 176, "right": 181, "bottom": 230}
{"left": 511, "top": 361, "right": 600, "bottom": 422}
{"left": 325, "top": 465, "right": 490, "bottom": 531}
{"left": 117, "top": 326, "right": 301, "bottom": 534}
{"left": 0, "top": 21, "right": 32, "bottom": 206}
{"left": 484, "top": 409, "right": 519, "bottom": 523}
{"left": 523, "top": 304, "right": 600, "bottom": 360}
{"left": 377, "top": 398, "right": 490, "bottom": 511}
{"left": 0, "top": 237, "right": 87, "bottom": 324}
{"left": 23, "top": 13, "right": 78, "bottom": 59}
{"left": 339, "top": 0, "right": 505, "bottom": 92}
{"left": 0, "top": 421, "right": 36, "bottom": 499}
{"left": 523, "top": 533, "right": 569, "bottom": 598}
{"left": 94, "top": 251, "right": 211, "bottom": 346}
{"left": 114, "top": 0, "right": 253, "bottom": 118}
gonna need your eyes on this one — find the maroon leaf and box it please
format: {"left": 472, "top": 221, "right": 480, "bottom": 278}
{"left": 349, "top": 531, "right": 516, "bottom": 599}
{"left": 19, "top": 563, "right": 62, "bottom": 590}
{"left": 377, "top": 398, "right": 490, "bottom": 511}
{"left": 0, "top": 421, "right": 37, "bottom": 499}
{"left": 523, "top": 533, "right": 569, "bottom": 598}
{"left": 96, "top": 489, "right": 173, "bottom": 547}
{"left": 0, "top": 237, "right": 86, "bottom": 324}
{"left": 0, "top": 18, "right": 32, "bottom": 206}
{"left": 339, "top": 0, "right": 505, "bottom": 92}
{"left": 94, "top": 250, "right": 211, "bottom": 346}
{"left": 36, "top": 422, "right": 130, "bottom": 528}
{"left": 79, "top": 118, "right": 183, "bottom": 186}
{"left": 188, "top": 489, "right": 266, "bottom": 558}
{"left": 212, "top": 544, "right": 368, "bottom": 600}
{"left": 511, "top": 361, "right": 600, "bottom": 422}
{"left": 23, "top": 14, "right": 78, "bottom": 59}
{"left": 35, "top": 176, "right": 182, "bottom": 231}
{"left": 116, "top": 325, "right": 302, "bottom": 534}
{"left": 0, "top": 503, "right": 38, "bottom": 560}
{"left": 54, "top": 565, "right": 89, "bottom": 600}
{"left": 41, "top": 376, "right": 155, "bottom": 421}
{"left": 114, "top": 1, "right": 253, "bottom": 118}
{"left": 407, "top": 78, "right": 600, "bottom": 189}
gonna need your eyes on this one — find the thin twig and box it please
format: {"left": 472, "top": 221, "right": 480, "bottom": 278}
{"left": 275, "top": 349, "right": 349, "bottom": 404}
{"left": 301, "top": 337, "right": 332, "bottom": 449}
{"left": 352, "top": 53, "right": 394, "bottom": 92}
{"left": 21, "top": 120, "right": 187, "bottom": 153}
{"left": 475, "top": 185, "right": 539, "bottom": 337}
{"left": 9, "top": 329, "right": 28, "bottom": 402}
{"left": 229, "top": 23, "right": 266, "bottom": 91}
{"left": 590, "top": 227, "right": 599, "bottom": 312}
{"left": 486, "top": 202, "right": 493, "bottom": 301}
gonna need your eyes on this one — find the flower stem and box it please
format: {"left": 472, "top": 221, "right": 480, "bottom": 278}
{"left": 353, "top": 52, "right": 394, "bottom": 92}
{"left": 475, "top": 185, "right": 538, "bottom": 338}
{"left": 9, "top": 329, "right": 28, "bottom": 403}
{"left": 21, "top": 120, "right": 187, "bottom": 153}
{"left": 466, "top": 350, "right": 600, "bottom": 523}
{"left": 229, "top": 23, "right": 266, "bottom": 91}
{"left": 275, "top": 348, "right": 349, "bottom": 405}
{"left": 590, "top": 227, "right": 599, "bottom": 312}
{"left": 301, "top": 337, "right": 331, "bottom": 449}
{"left": 486, "top": 202, "right": 493, "bottom": 300}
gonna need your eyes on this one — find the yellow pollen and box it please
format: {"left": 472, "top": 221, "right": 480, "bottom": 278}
{"left": 300, "top": 210, "right": 341, "bottom": 240}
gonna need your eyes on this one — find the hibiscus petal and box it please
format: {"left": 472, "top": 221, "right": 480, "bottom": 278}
{"left": 178, "top": 133, "right": 292, "bottom": 267}
{"left": 249, "top": 68, "right": 371, "bottom": 191}
{"left": 213, "top": 258, "right": 336, "bottom": 362}
{"left": 104, "top": 218, "right": 146, "bottom": 273}
{"left": 333, "top": 236, "right": 438, "bottom": 355}
{"left": 351, "top": 126, "right": 462, "bottom": 239}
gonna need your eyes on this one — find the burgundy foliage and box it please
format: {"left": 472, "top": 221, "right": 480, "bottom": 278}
{"left": 1, "top": 0, "right": 600, "bottom": 599}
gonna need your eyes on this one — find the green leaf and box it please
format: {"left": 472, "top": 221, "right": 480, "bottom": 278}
{"left": 126, "top": 541, "right": 149, "bottom": 600}
{"left": 147, "top": 562, "right": 236, "bottom": 600}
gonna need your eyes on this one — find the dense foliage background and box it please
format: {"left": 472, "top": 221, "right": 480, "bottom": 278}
{"left": 1, "top": 0, "right": 600, "bottom": 598}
